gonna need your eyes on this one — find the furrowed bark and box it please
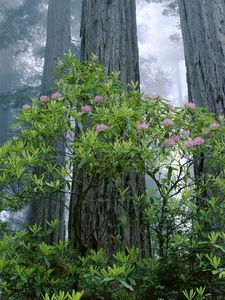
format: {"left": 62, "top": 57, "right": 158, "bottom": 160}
{"left": 178, "top": 0, "right": 225, "bottom": 116}
{"left": 28, "top": 0, "right": 71, "bottom": 243}
{"left": 69, "top": 0, "right": 150, "bottom": 257}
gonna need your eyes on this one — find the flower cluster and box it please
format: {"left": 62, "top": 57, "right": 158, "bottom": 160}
{"left": 186, "top": 102, "right": 196, "bottom": 110}
{"left": 94, "top": 95, "right": 103, "bottom": 103}
{"left": 163, "top": 119, "right": 174, "bottom": 126}
{"left": 163, "top": 135, "right": 180, "bottom": 148}
{"left": 22, "top": 104, "right": 31, "bottom": 111}
{"left": 183, "top": 136, "right": 205, "bottom": 148}
{"left": 96, "top": 123, "right": 108, "bottom": 133}
{"left": 81, "top": 105, "right": 92, "bottom": 113}
{"left": 136, "top": 121, "right": 149, "bottom": 130}
{"left": 181, "top": 130, "right": 190, "bottom": 137}
{"left": 40, "top": 95, "right": 48, "bottom": 105}
{"left": 51, "top": 92, "right": 62, "bottom": 99}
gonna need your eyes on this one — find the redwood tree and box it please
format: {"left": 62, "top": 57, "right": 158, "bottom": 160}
{"left": 69, "top": 0, "right": 150, "bottom": 257}
{"left": 178, "top": 0, "right": 225, "bottom": 116}
{"left": 28, "top": 0, "right": 71, "bottom": 242}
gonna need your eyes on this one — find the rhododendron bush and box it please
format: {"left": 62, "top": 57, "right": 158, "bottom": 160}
{"left": 0, "top": 53, "right": 225, "bottom": 299}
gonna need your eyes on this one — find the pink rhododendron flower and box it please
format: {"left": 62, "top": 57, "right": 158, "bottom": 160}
{"left": 22, "top": 104, "right": 31, "bottom": 111}
{"left": 163, "top": 138, "right": 176, "bottom": 148}
{"left": 186, "top": 102, "right": 196, "bottom": 110}
{"left": 81, "top": 105, "right": 92, "bottom": 113}
{"left": 51, "top": 92, "right": 62, "bottom": 99}
{"left": 40, "top": 95, "right": 48, "bottom": 104}
{"left": 171, "top": 135, "right": 180, "bottom": 142}
{"left": 96, "top": 123, "right": 108, "bottom": 132}
{"left": 183, "top": 140, "right": 195, "bottom": 148}
{"left": 183, "top": 137, "right": 205, "bottom": 148}
{"left": 136, "top": 121, "right": 149, "bottom": 130}
{"left": 181, "top": 130, "right": 190, "bottom": 137}
{"left": 94, "top": 95, "right": 103, "bottom": 103}
{"left": 163, "top": 119, "right": 174, "bottom": 126}
{"left": 210, "top": 122, "right": 220, "bottom": 130}
{"left": 193, "top": 136, "right": 205, "bottom": 146}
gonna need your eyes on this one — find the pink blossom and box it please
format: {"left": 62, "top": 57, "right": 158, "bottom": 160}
{"left": 136, "top": 121, "right": 149, "bottom": 130}
{"left": 163, "top": 119, "right": 174, "bottom": 126}
{"left": 163, "top": 138, "right": 176, "bottom": 148}
{"left": 210, "top": 122, "right": 220, "bottom": 130}
{"left": 193, "top": 136, "right": 205, "bottom": 146}
{"left": 171, "top": 135, "right": 180, "bottom": 142}
{"left": 40, "top": 95, "right": 48, "bottom": 104}
{"left": 51, "top": 92, "right": 62, "bottom": 99}
{"left": 181, "top": 130, "right": 190, "bottom": 137}
{"left": 81, "top": 105, "right": 92, "bottom": 113}
{"left": 96, "top": 123, "right": 108, "bottom": 132}
{"left": 183, "top": 137, "right": 205, "bottom": 148}
{"left": 186, "top": 102, "right": 196, "bottom": 110}
{"left": 22, "top": 104, "right": 31, "bottom": 111}
{"left": 94, "top": 95, "right": 103, "bottom": 103}
{"left": 183, "top": 140, "right": 195, "bottom": 148}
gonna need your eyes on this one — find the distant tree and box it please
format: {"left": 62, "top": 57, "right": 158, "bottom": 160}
{"left": 145, "top": 0, "right": 178, "bottom": 16}
{"left": 0, "top": 0, "right": 46, "bottom": 144}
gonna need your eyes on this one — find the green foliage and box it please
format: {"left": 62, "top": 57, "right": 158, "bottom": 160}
{"left": 0, "top": 53, "right": 225, "bottom": 299}
{"left": 0, "top": 221, "right": 77, "bottom": 300}
{"left": 43, "top": 290, "right": 84, "bottom": 300}
{"left": 0, "top": 225, "right": 155, "bottom": 300}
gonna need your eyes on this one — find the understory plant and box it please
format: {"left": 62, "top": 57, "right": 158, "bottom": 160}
{"left": 0, "top": 53, "right": 224, "bottom": 299}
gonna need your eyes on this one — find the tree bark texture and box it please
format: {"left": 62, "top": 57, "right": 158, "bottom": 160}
{"left": 179, "top": 1, "right": 225, "bottom": 231}
{"left": 41, "top": 0, "right": 71, "bottom": 94}
{"left": 28, "top": 0, "right": 71, "bottom": 243}
{"left": 178, "top": 0, "right": 225, "bottom": 116}
{"left": 0, "top": 48, "right": 13, "bottom": 145}
{"left": 69, "top": 0, "right": 150, "bottom": 257}
{"left": 80, "top": 0, "right": 140, "bottom": 86}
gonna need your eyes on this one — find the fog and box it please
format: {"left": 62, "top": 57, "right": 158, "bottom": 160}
{"left": 137, "top": 0, "right": 187, "bottom": 106}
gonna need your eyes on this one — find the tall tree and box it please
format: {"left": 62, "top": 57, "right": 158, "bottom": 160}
{"left": 69, "top": 0, "right": 150, "bottom": 257}
{"left": 41, "top": 0, "right": 71, "bottom": 94}
{"left": 0, "top": 0, "right": 45, "bottom": 144}
{"left": 28, "top": 0, "right": 71, "bottom": 242}
{"left": 178, "top": 0, "right": 225, "bottom": 116}
{"left": 0, "top": 48, "right": 13, "bottom": 144}
{"left": 80, "top": 0, "right": 140, "bottom": 85}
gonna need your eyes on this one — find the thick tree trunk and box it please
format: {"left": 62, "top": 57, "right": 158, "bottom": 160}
{"left": 178, "top": 0, "right": 225, "bottom": 116}
{"left": 178, "top": 1, "right": 225, "bottom": 232}
{"left": 80, "top": 0, "right": 140, "bottom": 86}
{"left": 69, "top": 0, "right": 150, "bottom": 257}
{"left": 0, "top": 48, "right": 13, "bottom": 145}
{"left": 28, "top": 0, "right": 71, "bottom": 243}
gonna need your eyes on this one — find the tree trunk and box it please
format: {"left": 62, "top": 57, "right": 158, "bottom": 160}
{"left": 178, "top": 1, "right": 225, "bottom": 233}
{"left": 69, "top": 0, "right": 150, "bottom": 257}
{"left": 178, "top": 0, "right": 225, "bottom": 116}
{"left": 80, "top": 0, "right": 140, "bottom": 86}
{"left": 0, "top": 48, "right": 13, "bottom": 145}
{"left": 41, "top": 0, "right": 71, "bottom": 94}
{"left": 28, "top": 0, "right": 71, "bottom": 243}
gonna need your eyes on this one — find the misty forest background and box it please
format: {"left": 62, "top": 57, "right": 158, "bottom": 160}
{"left": 0, "top": 0, "right": 225, "bottom": 300}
